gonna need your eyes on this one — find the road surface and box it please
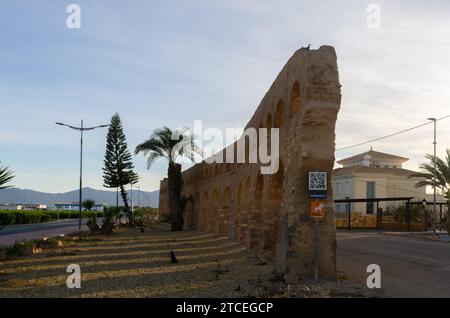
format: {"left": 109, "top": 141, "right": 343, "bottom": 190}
{"left": 0, "top": 219, "right": 90, "bottom": 246}
{"left": 337, "top": 231, "right": 450, "bottom": 297}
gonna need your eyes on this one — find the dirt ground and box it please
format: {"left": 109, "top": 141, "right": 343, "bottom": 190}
{"left": 0, "top": 223, "right": 378, "bottom": 298}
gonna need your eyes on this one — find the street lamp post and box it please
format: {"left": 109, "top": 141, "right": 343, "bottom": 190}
{"left": 427, "top": 117, "right": 437, "bottom": 237}
{"left": 56, "top": 120, "right": 108, "bottom": 230}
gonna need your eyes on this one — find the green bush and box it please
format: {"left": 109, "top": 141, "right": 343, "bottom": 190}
{"left": 41, "top": 213, "right": 51, "bottom": 223}
{"left": 0, "top": 210, "right": 104, "bottom": 226}
{"left": 0, "top": 211, "right": 16, "bottom": 226}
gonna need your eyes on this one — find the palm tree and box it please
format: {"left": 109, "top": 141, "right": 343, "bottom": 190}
{"left": 409, "top": 149, "right": 450, "bottom": 232}
{"left": 135, "top": 127, "right": 200, "bottom": 231}
{"left": 0, "top": 162, "right": 14, "bottom": 231}
{"left": 0, "top": 162, "right": 14, "bottom": 190}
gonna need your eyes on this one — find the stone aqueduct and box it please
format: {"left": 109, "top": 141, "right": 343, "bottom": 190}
{"left": 159, "top": 46, "right": 341, "bottom": 279}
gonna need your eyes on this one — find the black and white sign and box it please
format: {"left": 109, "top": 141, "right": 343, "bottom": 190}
{"left": 308, "top": 171, "right": 327, "bottom": 199}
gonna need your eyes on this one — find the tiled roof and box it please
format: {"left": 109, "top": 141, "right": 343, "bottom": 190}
{"left": 333, "top": 166, "right": 418, "bottom": 177}
{"left": 337, "top": 149, "right": 408, "bottom": 164}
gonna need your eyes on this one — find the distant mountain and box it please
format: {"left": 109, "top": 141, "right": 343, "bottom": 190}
{"left": 0, "top": 187, "right": 159, "bottom": 208}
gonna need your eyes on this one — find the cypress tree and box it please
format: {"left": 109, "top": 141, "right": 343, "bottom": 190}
{"left": 103, "top": 113, "right": 139, "bottom": 223}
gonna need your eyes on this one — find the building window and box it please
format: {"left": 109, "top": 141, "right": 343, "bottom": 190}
{"left": 366, "top": 181, "right": 375, "bottom": 214}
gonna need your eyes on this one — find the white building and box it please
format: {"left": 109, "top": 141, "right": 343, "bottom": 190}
{"left": 0, "top": 203, "right": 19, "bottom": 210}
{"left": 54, "top": 203, "right": 104, "bottom": 211}
{"left": 0, "top": 203, "right": 47, "bottom": 210}
{"left": 333, "top": 148, "right": 435, "bottom": 216}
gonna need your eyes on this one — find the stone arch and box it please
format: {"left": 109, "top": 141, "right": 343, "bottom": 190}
{"left": 290, "top": 81, "right": 300, "bottom": 118}
{"left": 192, "top": 192, "right": 200, "bottom": 229}
{"left": 250, "top": 173, "right": 264, "bottom": 251}
{"left": 235, "top": 183, "right": 242, "bottom": 242}
{"left": 240, "top": 177, "right": 251, "bottom": 244}
{"left": 210, "top": 189, "right": 218, "bottom": 232}
{"left": 219, "top": 187, "right": 231, "bottom": 236}
{"left": 184, "top": 200, "right": 194, "bottom": 230}
{"left": 275, "top": 100, "right": 285, "bottom": 128}
{"left": 200, "top": 191, "right": 209, "bottom": 230}
{"left": 263, "top": 161, "right": 284, "bottom": 258}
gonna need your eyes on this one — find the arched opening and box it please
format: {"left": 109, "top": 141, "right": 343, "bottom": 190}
{"left": 264, "top": 161, "right": 284, "bottom": 258}
{"left": 275, "top": 100, "right": 285, "bottom": 128}
{"left": 235, "top": 183, "right": 242, "bottom": 242}
{"left": 250, "top": 173, "right": 264, "bottom": 251}
{"left": 290, "top": 82, "right": 300, "bottom": 118}
{"left": 184, "top": 200, "right": 194, "bottom": 230}
{"left": 192, "top": 192, "right": 200, "bottom": 229}
{"left": 219, "top": 187, "right": 231, "bottom": 236}
{"left": 240, "top": 177, "right": 251, "bottom": 244}
{"left": 200, "top": 191, "right": 209, "bottom": 230}
{"left": 210, "top": 189, "right": 218, "bottom": 232}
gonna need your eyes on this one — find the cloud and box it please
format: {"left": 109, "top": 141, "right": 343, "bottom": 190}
{"left": 1, "top": 0, "right": 450, "bottom": 193}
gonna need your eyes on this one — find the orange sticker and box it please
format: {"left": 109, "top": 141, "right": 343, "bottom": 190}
{"left": 310, "top": 200, "right": 326, "bottom": 219}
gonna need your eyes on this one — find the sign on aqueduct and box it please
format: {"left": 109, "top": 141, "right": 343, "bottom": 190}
{"left": 159, "top": 45, "right": 341, "bottom": 279}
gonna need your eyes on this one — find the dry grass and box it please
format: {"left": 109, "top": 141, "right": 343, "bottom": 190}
{"left": 0, "top": 222, "right": 378, "bottom": 298}
{"left": 0, "top": 222, "right": 273, "bottom": 298}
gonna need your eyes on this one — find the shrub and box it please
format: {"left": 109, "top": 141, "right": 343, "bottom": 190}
{"left": 0, "top": 210, "right": 104, "bottom": 226}
{"left": 0, "top": 211, "right": 16, "bottom": 226}
{"left": 6, "top": 240, "right": 34, "bottom": 257}
{"left": 41, "top": 213, "right": 51, "bottom": 223}
{"left": 86, "top": 213, "right": 100, "bottom": 233}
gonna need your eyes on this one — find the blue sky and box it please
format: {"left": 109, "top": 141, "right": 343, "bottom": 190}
{"left": 1, "top": 0, "right": 450, "bottom": 193}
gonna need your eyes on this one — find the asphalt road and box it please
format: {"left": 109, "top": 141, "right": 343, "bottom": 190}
{"left": 337, "top": 231, "right": 450, "bottom": 298}
{"left": 0, "top": 219, "right": 90, "bottom": 246}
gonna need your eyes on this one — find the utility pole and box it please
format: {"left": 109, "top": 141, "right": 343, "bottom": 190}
{"left": 427, "top": 117, "right": 437, "bottom": 237}
{"left": 56, "top": 120, "right": 108, "bottom": 230}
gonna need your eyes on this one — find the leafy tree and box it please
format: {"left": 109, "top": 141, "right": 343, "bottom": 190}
{"left": 409, "top": 149, "right": 450, "bottom": 232}
{"left": 135, "top": 127, "right": 200, "bottom": 231}
{"left": 0, "top": 162, "right": 14, "bottom": 190}
{"left": 103, "top": 113, "right": 139, "bottom": 224}
{"left": 82, "top": 199, "right": 96, "bottom": 211}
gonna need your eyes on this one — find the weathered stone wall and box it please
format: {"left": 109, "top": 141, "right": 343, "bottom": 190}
{"left": 159, "top": 45, "right": 341, "bottom": 279}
